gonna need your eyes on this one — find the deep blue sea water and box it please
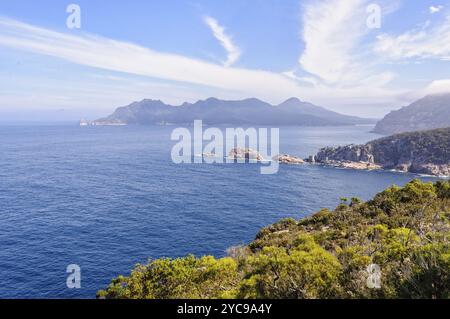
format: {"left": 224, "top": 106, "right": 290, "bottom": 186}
{"left": 0, "top": 124, "right": 438, "bottom": 298}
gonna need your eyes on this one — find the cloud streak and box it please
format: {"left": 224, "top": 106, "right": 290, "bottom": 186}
{"left": 299, "top": 0, "right": 369, "bottom": 85}
{"left": 430, "top": 5, "right": 444, "bottom": 14}
{"left": 375, "top": 15, "right": 450, "bottom": 61}
{"left": 0, "top": 17, "right": 298, "bottom": 102}
{"left": 298, "top": 0, "right": 398, "bottom": 90}
{"left": 204, "top": 16, "right": 241, "bottom": 67}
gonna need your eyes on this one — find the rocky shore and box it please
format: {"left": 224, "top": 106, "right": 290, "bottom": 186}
{"left": 311, "top": 145, "right": 382, "bottom": 171}
{"left": 314, "top": 159, "right": 383, "bottom": 171}
{"left": 273, "top": 154, "right": 305, "bottom": 164}
{"left": 311, "top": 128, "right": 450, "bottom": 177}
{"left": 195, "top": 127, "right": 449, "bottom": 177}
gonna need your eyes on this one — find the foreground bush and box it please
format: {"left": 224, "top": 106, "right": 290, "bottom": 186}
{"left": 98, "top": 180, "right": 450, "bottom": 299}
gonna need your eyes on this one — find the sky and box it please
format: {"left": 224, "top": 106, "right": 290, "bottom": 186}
{"left": 0, "top": 0, "right": 450, "bottom": 121}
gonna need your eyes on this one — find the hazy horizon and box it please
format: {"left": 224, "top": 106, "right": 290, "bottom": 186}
{"left": 0, "top": 96, "right": 388, "bottom": 123}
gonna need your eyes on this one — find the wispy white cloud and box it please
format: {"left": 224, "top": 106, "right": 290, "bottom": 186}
{"left": 430, "top": 5, "right": 444, "bottom": 14}
{"left": 0, "top": 17, "right": 299, "bottom": 103}
{"left": 204, "top": 16, "right": 241, "bottom": 67}
{"left": 299, "top": 0, "right": 370, "bottom": 85}
{"left": 423, "top": 79, "right": 450, "bottom": 95}
{"left": 375, "top": 15, "right": 450, "bottom": 60}
{"left": 298, "top": 0, "right": 397, "bottom": 89}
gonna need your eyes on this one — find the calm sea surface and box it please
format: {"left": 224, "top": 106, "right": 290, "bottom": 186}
{"left": 0, "top": 124, "right": 438, "bottom": 298}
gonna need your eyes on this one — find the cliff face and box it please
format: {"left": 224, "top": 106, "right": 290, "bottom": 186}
{"left": 315, "top": 127, "right": 450, "bottom": 176}
{"left": 373, "top": 94, "right": 450, "bottom": 135}
{"left": 316, "top": 144, "right": 375, "bottom": 164}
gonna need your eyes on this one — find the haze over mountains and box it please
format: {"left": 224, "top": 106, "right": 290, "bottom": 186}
{"left": 93, "top": 97, "right": 375, "bottom": 126}
{"left": 373, "top": 94, "right": 450, "bottom": 135}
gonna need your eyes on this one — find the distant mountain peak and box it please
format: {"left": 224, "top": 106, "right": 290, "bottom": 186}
{"left": 242, "top": 97, "right": 265, "bottom": 103}
{"left": 280, "top": 97, "right": 302, "bottom": 105}
{"left": 204, "top": 97, "right": 220, "bottom": 103}
{"left": 141, "top": 98, "right": 163, "bottom": 103}
{"left": 131, "top": 99, "right": 166, "bottom": 107}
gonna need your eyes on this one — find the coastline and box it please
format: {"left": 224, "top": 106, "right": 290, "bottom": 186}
{"left": 197, "top": 150, "right": 449, "bottom": 178}
{"left": 308, "top": 161, "right": 450, "bottom": 178}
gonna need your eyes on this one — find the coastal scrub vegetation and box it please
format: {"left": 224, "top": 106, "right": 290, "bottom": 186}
{"left": 97, "top": 180, "right": 450, "bottom": 299}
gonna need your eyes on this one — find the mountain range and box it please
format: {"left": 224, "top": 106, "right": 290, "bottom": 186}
{"left": 92, "top": 97, "right": 375, "bottom": 126}
{"left": 373, "top": 93, "right": 450, "bottom": 135}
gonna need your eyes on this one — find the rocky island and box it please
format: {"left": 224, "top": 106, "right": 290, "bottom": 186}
{"left": 312, "top": 127, "right": 450, "bottom": 177}
{"left": 92, "top": 97, "right": 375, "bottom": 127}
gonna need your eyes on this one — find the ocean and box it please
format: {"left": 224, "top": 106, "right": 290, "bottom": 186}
{"left": 0, "top": 124, "right": 438, "bottom": 298}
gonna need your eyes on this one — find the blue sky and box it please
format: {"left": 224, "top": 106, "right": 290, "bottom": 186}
{"left": 1, "top": 0, "right": 450, "bottom": 121}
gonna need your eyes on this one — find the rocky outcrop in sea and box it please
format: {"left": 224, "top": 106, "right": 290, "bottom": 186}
{"left": 228, "top": 148, "right": 264, "bottom": 161}
{"left": 273, "top": 154, "right": 305, "bottom": 164}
